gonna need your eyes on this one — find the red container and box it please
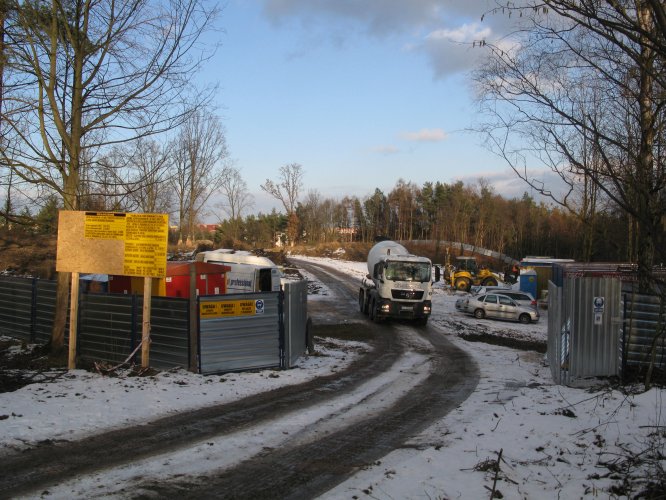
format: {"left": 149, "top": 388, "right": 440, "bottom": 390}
{"left": 165, "top": 261, "right": 230, "bottom": 297}
{"left": 109, "top": 261, "right": 230, "bottom": 297}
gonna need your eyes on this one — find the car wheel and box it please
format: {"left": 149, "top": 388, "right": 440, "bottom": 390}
{"left": 474, "top": 308, "right": 485, "bottom": 319}
{"left": 519, "top": 313, "right": 531, "bottom": 324}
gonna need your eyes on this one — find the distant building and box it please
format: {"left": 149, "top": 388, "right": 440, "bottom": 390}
{"left": 198, "top": 224, "right": 219, "bottom": 233}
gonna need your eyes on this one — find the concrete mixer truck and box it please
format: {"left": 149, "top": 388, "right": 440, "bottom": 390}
{"left": 358, "top": 241, "right": 439, "bottom": 325}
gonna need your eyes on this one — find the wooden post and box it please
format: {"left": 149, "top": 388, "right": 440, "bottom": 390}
{"left": 68, "top": 272, "right": 80, "bottom": 369}
{"left": 141, "top": 277, "right": 152, "bottom": 368}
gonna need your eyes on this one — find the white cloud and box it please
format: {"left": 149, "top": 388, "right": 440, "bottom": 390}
{"left": 426, "top": 23, "right": 492, "bottom": 44}
{"left": 455, "top": 167, "right": 572, "bottom": 203}
{"left": 259, "top": 0, "right": 522, "bottom": 78}
{"left": 262, "top": 0, "right": 445, "bottom": 36}
{"left": 416, "top": 23, "right": 494, "bottom": 78}
{"left": 400, "top": 128, "right": 448, "bottom": 142}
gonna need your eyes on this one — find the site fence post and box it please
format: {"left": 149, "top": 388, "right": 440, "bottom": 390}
{"left": 141, "top": 277, "right": 152, "bottom": 368}
{"left": 188, "top": 265, "right": 199, "bottom": 373}
{"left": 68, "top": 272, "right": 80, "bottom": 369}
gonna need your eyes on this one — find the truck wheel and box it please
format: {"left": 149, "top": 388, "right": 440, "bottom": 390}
{"left": 358, "top": 290, "right": 366, "bottom": 314}
{"left": 455, "top": 278, "right": 471, "bottom": 292}
{"left": 483, "top": 277, "right": 498, "bottom": 287}
{"left": 415, "top": 317, "right": 428, "bottom": 326}
{"left": 368, "top": 297, "right": 375, "bottom": 320}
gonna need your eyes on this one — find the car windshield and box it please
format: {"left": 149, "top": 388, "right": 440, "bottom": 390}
{"left": 385, "top": 262, "right": 431, "bottom": 282}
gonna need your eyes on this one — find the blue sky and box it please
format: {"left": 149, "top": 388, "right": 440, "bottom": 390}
{"left": 203, "top": 0, "right": 552, "bottom": 215}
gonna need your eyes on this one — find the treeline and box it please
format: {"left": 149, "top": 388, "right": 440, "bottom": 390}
{"left": 212, "top": 178, "right": 643, "bottom": 263}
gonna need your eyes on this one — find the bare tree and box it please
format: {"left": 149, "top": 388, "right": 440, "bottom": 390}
{"left": 117, "top": 138, "right": 174, "bottom": 214}
{"left": 260, "top": 163, "right": 304, "bottom": 245}
{"left": 170, "top": 111, "right": 229, "bottom": 244}
{"left": 216, "top": 165, "right": 254, "bottom": 240}
{"left": 298, "top": 189, "right": 324, "bottom": 243}
{"left": 0, "top": 0, "right": 218, "bottom": 352}
{"left": 475, "top": 1, "right": 665, "bottom": 291}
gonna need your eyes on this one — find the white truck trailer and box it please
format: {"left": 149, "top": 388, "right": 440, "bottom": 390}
{"left": 358, "top": 240, "right": 439, "bottom": 325}
{"left": 195, "top": 249, "right": 282, "bottom": 293}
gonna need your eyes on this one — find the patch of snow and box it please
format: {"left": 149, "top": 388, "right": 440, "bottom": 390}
{"left": 0, "top": 256, "right": 663, "bottom": 499}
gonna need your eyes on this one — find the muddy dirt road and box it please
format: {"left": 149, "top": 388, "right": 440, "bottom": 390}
{"left": 0, "top": 259, "right": 479, "bottom": 499}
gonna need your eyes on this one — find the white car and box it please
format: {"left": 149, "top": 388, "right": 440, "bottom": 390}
{"left": 493, "top": 290, "right": 537, "bottom": 309}
{"left": 462, "top": 293, "right": 540, "bottom": 324}
{"left": 457, "top": 289, "right": 537, "bottom": 311}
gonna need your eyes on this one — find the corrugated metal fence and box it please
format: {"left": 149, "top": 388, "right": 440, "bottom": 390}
{"left": 0, "top": 276, "right": 309, "bottom": 374}
{"left": 621, "top": 292, "right": 666, "bottom": 380}
{"left": 547, "top": 277, "right": 622, "bottom": 385}
{"left": 548, "top": 263, "right": 665, "bottom": 385}
{"left": 283, "top": 280, "right": 308, "bottom": 368}
{"left": 199, "top": 292, "right": 282, "bottom": 374}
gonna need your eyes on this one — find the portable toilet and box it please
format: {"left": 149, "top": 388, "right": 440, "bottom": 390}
{"left": 519, "top": 269, "right": 538, "bottom": 298}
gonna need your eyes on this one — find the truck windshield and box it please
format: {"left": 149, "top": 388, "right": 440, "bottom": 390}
{"left": 384, "top": 262, "right": 431, "bottom": 282}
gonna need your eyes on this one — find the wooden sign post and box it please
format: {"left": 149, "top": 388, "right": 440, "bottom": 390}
{"left": 142, "top": 277, "right": 152, "bottom": 368}
{"left": 68, "top": 272, "right": 80, "bottom": 370}
{"left": 56, "top": 211, "right": 168, "bottom": 369}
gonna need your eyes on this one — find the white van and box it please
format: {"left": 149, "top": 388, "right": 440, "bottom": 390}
{"left": 195, "top": 249, "right": 282, "bottom": 293}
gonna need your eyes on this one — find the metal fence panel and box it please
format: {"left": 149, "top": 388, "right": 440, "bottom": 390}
{"left": 283, "top": 280, "right": 308, "bottom": 368}
{"left": 145, "top": 296, "right": 190, "bottom": 369}
{"left": 621, "top": 293, "right": 666, "bottom": 377}
{"left": 548, "top": 277, "right": 622, "bottom": 385}
{"left": 78, "top": 293, "right": 136, "bottom": 365}
{"left": 566, "top": 277, "right": 621, "bottom": 380}
{"left": 34, "top": 280, "right": 58, "bottom": 344}
{"left": 199, "top": 292, "right": 281, "bottom": 375}
{"left": 0, "top": 277, "right": 35, "bottom": 341}
{"left": 0, "top": 276, "right": 190, "bottom": 369}
{"left": 77, "top": 293, "right": 190, "bottom": 370}
{"left": 547, "top": 281, "right": 566, "bottom": 384}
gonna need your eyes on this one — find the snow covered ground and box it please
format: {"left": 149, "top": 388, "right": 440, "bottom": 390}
{"left": 1, "top": 256, "right": 664, "bottom": 499}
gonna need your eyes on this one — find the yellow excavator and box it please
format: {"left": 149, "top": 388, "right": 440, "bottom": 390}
{"left": 443, "top": 254, "right": 499, "bottom": 292}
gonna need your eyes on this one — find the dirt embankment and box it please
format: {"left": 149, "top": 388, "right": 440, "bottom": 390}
{"left": 0, "top": 232, "right": 57, "bottom": 279}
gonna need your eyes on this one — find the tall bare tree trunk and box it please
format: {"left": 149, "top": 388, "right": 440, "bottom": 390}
{"left": 636, "top": 1, "right": 657, "bottom": 293}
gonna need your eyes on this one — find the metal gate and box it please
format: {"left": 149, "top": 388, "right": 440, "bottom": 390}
{"left": 547, "top": 276, "right": 622, "bottom": 385}
{"left": 283, "top": 280, "right": 308, "bottom": 368}
{"left": 198, "top": 292, "right": 282, "bottom": 374}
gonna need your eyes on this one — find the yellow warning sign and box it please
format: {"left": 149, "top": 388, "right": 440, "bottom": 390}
{"left": 200, "top": 302, "right": 220, "bottom": 318}
{"left": 57, "top": 211, "right": 168, "bottom": 278}
{"left": 199, "top": 300, "right": 261, "bottom": 318}
{"left": 122, "top": 213, "right": 168, "bottom": 277}
{"left": 84, "top": 212, "right": 127, "bottom": 240}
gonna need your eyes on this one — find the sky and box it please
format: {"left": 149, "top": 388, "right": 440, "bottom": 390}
{"left": 1, "top": 257, "right": 663, "bottom": 498}
{"left": 205, "top": 0, "right": 558, "bottom": 215}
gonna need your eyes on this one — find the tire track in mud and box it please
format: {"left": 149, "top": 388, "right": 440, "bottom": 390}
{"left": 130, "top": 260, "right": 479, "bottom": 499}
{"left": 0, "top": 333, "right": 400, "bottom": 498}
{"left": 1, "top": 259, "right": 479, "bottom": 499}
